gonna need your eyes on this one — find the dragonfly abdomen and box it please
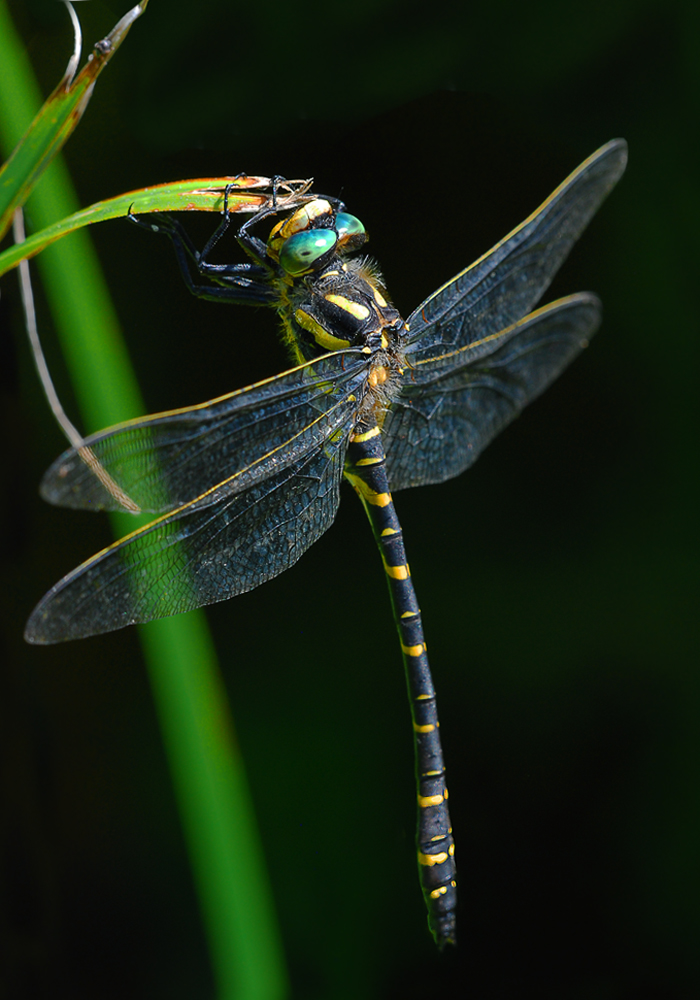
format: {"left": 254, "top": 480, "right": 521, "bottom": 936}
{"left": 345, "top": 422, "right": 457, "bottom": 948}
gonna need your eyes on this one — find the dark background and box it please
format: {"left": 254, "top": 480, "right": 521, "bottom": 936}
{"left": 2, "top": 0, "right": 698, "bottom": 997}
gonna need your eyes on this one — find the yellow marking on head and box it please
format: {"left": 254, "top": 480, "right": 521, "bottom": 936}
{"left": 350, "top": 425, "right": 380, "bottom": 442}
{"left": 325, "top": 293, "right": 370, "bottom": 320}
{"left": 268, "top": 199, "right": 332, "bottom": 251}
{"left": 401, "top": 609, "right": 418, "bottom": 618}
{"left": 295, "top": 309, "right": 351, "bottom": 351}
{"left": 385, "top": 562, "right": 410, "bottom": 581}
{"left": 423, "top": 769, "right": 442, "bottom": 778}
{"left": 374, "top": 288, "right": 388, "bottom": 308}
{"left": 430, "top": 833, "right": 447, "bottom": 842}
{"left": 381, "top": 527, "right": 399, "bottom": 536}
{"left": 401, "top": 641, "right": 423, "bottom": 656}
{"left": 418, "top": 851, "right": 449, "bottom": 867}
{"left": 355, "top": 456, "right": 381, "bottom": 466}
{"left": 449, "top": 843, "right": 455, "bottom": 856}
{"left": 380, "top": 332, "right": 389, "bottom": 348}
{"left": 368, "top": 365, "right": 389, "bottom": 388}
{"left": 418, "top": 793, "right": 444, "bottom": 808}
{"left": 414, "top": 722, "right": 435, "bottom": 734}
{"left": 430, "top": 886, "right": 448, "bottom": 899}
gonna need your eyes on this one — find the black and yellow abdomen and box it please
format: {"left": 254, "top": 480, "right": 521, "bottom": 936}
{"left": 345, "top": 421, "right": 458, "bottom": 948}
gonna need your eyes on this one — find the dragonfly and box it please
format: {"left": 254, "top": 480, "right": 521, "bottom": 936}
{"left": 25, "top": 139, "right": 627, "bottom": 948}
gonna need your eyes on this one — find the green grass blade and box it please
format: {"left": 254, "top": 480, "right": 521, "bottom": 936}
{"left": 141, "top": 616, "right": 290, "bottom": 1000}
{"left": 0, "top": 1, "right": 150, "bottom": 239}
{"left": 0, "top": 3, "right": 289, "bottom": 996}
{"left": 0, "top": 175, "right": 313, "bottom": 277}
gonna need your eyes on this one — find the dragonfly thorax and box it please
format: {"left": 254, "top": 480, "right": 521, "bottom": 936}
{"left": 278, "top": 258, "right": 407, "bottom": 367}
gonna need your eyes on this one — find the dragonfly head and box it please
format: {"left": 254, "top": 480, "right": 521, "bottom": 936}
{"left": 267, "top": 198, "right": 367, "bottom": 277}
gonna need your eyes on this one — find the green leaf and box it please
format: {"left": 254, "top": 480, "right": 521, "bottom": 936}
{"left": 0, "top": 1, "right": 150, "bottom": 239}
{"left": 0, "top": 175, "right": 312, "bottom": 277}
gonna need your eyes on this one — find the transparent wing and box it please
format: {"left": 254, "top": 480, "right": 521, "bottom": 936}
{"left": 40, "top": 351, "right": 369, "bottom": 513}
{"left": 384, "top": 294, "right": 600, "bottom": 490}
{"left": 404, "top": 140, "right": 626, "bottom": 362}
{"left": 25, "top": 412, "right": 356, "bottom": 644}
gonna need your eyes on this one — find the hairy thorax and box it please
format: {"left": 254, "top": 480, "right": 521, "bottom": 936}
{"left": 274, "top": 256, "right": 409, "bottom": 424}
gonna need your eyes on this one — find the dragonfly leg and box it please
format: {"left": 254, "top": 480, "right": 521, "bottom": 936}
{"left": 129, "top": 206, "right": 273, "bottom": 305}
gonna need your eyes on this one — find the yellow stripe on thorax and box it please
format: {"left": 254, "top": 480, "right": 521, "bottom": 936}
{"left": 324, "top": 293, "right": 370, "bottom": 320}
{"left": 294, "top": 308, "right": 350, "bottom": 351}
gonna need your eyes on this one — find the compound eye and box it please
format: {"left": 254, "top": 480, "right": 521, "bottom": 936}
{"left": 335, "top": 213, "right": 365, "bottom": 240}
{"left": 279, "top": 229, "right": 338, "bottom": 276}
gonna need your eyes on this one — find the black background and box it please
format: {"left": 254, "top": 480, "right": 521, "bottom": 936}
{"left": 2, "top": 0, "right": 698, "bottom": 997}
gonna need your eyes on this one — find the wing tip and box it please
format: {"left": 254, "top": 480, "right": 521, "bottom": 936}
{"left": 594, "top": 138, "right": 629, "bottom": 183}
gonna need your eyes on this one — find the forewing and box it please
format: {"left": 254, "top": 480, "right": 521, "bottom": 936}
{"left": 404, "top": 140, "right": 626, "bottom": 362}
{"left": 383, "top": 294, "right": 601, "bottom": 490}
{"left": 40, "top": 351, "right": 369, "bottom": 513}
{"left": 25, "top": 414, "right": 355, "bottom": 644}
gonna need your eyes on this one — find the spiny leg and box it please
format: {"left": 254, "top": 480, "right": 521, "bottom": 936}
{"left": 128, "top": 185, "right": 273, "bottom": 305}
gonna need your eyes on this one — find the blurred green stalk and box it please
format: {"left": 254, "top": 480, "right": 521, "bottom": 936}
{"left": 0, "top": 3, "right": 288, "bottom": 997}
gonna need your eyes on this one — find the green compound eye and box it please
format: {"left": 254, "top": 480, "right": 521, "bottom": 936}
{"left": 335, "top": 213, "right": 365, "bottom": 240}
{"left": 279, "top": 229, "right": 338, "bottom": 276}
